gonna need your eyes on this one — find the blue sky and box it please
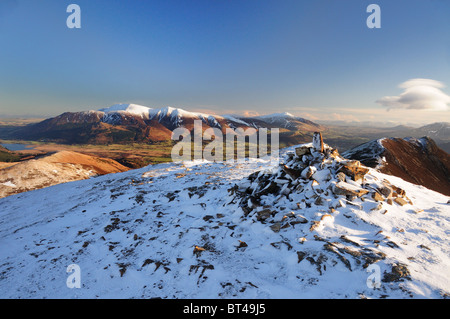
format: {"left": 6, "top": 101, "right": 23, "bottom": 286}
{"left": 0, "top": 0, "right": 449, "bottom": 125}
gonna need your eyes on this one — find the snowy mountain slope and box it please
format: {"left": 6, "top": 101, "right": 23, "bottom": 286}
{"left": 98, "top": 104, "right": 152, "bottom": 119}
{"left": 242, "top": 113, "right": 323, "bottom": 131}
{"left": 98, "top": 104, "right": 227, "bottom": 130}
{"left": 0, "top": 143, "right": 448, "bottom": 299}
{"left": 342, "top": 138, "right": 386, "bottom": 169}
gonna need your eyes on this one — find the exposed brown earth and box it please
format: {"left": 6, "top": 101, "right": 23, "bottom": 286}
{"left": 379, "top": 138, "right": 450, "bottom": 196}
{"left": 345, "top": 137, "right": 450, "bottom": 196}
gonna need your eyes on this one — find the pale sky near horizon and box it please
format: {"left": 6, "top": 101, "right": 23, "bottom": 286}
{"left": 0, "top": 0, "right": 449, "bottom": 125}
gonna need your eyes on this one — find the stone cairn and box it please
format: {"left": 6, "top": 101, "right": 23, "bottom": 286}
{"left": 231, "top": 132, "right": 413, "bottom": 229}
{"left": 228, "top": 132, "right": 415, "bottom": 277}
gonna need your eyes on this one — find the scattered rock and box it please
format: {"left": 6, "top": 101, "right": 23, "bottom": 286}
{"left": 314, "top": 196, "right": 326, "bottom": 206}
{"left": 333, "top": 182, "right": 369, "bottom": 197}
{"left": 256, "top": 209, "right": 272, "bottom": 221}
{"left": 270, "top": 222, "right": 281, "bottom": 233}
{"left": 295, "top": 146, "right": 310, "bottom": 157}
{"left": 378, "top": 184, "right": 393, "bottom": 198}
{"left": 370, "top": 202, "right": 383, "bottom": 211}
{"left": 301, "top": 166, "right": 317, "bottom": 179}
{"left": 418, "top": 244, "right": 431, "bottom": 251}
{"left": 372, "top": 191, "right": 384, "bottom": 202}
{"left": 336, "top": 172, "right": 346, "bottom": 182}
{"left": 291, "top": 214, "right": 308, "bottom": 224}
{"left": 382, "top": 263, "right": 411, "bottom": 282}
{"left": 203, "top": 215, "right": 214, "bottom": 222}
{"left": 323, "top": 243, "right": 352, "bottom": 271}
{"left": 193, "top": 246, "right": 206, "bottom": 257}
{"left": 282, "top": 165, "right": 302, "bottom": 180}
{"left": 391, "top": 185, "right": 406, "bottom": 197}
{"left": 237, "top": 240, "right": 248, "bottom": 250}
{"left": 338, "top": 160, "right": 369, "bottom": 181}
{"left": 270, "top": 241, "right": 293, "bottom": 250}
{"left": 297, "top": 251, "right": 307, "bottom": 263}
{"left": 394, "top": 197, "right": 408, "bottom": 206}
{"left": 309, "top": 221, "right": 321, "bottom": 232}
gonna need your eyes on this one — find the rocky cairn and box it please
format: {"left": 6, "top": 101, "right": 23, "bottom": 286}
{"left": 234, "top": 132, "right": 412, "bottom": 220}
{"left": 229, "top": 133, "right": 415, "bottom": 282}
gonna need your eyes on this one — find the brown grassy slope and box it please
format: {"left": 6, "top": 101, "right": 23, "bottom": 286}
{"left": 0, "top": 151, "right": 129, "bottom": 198}
{"left": 380, "top": 138, "right": 450, "bottom": 196}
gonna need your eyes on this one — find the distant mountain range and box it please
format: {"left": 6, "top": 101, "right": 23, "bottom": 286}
{"left": 1, "top": 104, "right": 449, "bottom": 156}
{"left": 377, "top": 122, "right": 450, "bottom": 153}
{"left": 322, "top": 121, "right": 450, "bottom": 153}
{"left": 7, "top": 104, "right": 323, "bottom": 146}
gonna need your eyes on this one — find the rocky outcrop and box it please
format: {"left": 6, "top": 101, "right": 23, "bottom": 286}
{"left": 235, "top": 136, "right": 413, "bottom": 234}
{"left": 226, "top": 135, "right": 426, "bottom": 295}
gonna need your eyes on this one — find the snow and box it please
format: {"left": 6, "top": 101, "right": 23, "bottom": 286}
{"left": 148, "top": 106, "right": 213, "bottom": 122}
{"left": 221, "top": 115, "right": 250, "bottom": 126}
{"left": 256, "top": 112, "right": 295, "bottom": 119}
{"left": 96, "top": 104, "right": 225, "bottom": 128}
{"left": 0, "top": 145, "right": 448, "bottom": 299}
{"left": 2, "top": 181, "right": 16, "bottom": 188}
{"left": 98, "top": 103, "right": 152, "bottom": 119}
{"left": 403, "top": 137, "right": 429, "bottom": 150}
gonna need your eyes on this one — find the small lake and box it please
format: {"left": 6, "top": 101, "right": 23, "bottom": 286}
{"left": 1, "top": 143, "right": 36, "bottom": 151}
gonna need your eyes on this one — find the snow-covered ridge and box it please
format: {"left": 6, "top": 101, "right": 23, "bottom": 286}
{"left": 0, "top": 135, "right": 448, "bottom": 298}
{"left": 255, "top": 112, "right": 295, "bottom": 119}
{"left": 342, "top": 138, "right": 386, "bottom": 161}
{"left": 98, "top": 103, "right": 152, "bottom": 117}
{"left": 95, "top": 104, "right": 225, "bottom": 127}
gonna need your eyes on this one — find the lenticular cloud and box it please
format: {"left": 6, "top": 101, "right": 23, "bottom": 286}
{"left": 376, "top": 78, "right": 450, "bottom": 111}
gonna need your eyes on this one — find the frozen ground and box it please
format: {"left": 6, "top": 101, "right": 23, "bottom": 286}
{"left": 0, "top": 146, "right": 448, "bottom": 299}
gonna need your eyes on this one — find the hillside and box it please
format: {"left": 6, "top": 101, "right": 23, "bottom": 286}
{"left": 0, "top": 136, "right": 448, "bottom": 298}
{"left": 0, "top": 145, "right": 20, "bottom": 163}
{"left": 0, "top": 151, "right": 129, "bottom": 198}
{"left": 343, "top": 137, "right": 450, "bottom": 196}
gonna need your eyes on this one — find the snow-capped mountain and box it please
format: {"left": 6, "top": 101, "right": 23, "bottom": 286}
{"left": 99, "top": 103, "right": 153, "bottom": 119}
{"left": 417, "top": 122, "right": 450, "bottom": 140}
{"left": 0, "top": 136, "right": 448, "bottom": 299}
{"left": 240, "top": 112, "right": 321, "bottom": 131}
{"left": 10, "top": 104, "right": 324, "bottom": 145}
{"left": 343, "top": 137, "right": 450, "bottom": 196}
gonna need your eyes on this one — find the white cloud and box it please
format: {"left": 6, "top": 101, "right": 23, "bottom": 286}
{"left": 376, "top": 78, "right": 450, "bottom": 111}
